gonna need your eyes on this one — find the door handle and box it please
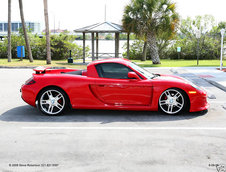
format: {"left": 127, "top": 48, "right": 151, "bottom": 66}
{"left": 97, "top": 85, "right": 105, "bottom": 87}
{"left": 97, "top": 84, "right": 117, "bottom": 88}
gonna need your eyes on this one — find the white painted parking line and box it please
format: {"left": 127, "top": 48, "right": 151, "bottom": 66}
{"left": 22, "top": 126, "right": 226, "bottom": 130}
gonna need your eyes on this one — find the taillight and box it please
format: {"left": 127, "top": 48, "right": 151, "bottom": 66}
{"left": 25, "top": 77, "right": 36, "bottom": 85}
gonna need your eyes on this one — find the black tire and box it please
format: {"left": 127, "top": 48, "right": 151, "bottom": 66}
{"left": 159, "top": 88, "right": 187, "bottom": 115}
{"left": 37, "top": 87, "right": 68, "bottom": 116}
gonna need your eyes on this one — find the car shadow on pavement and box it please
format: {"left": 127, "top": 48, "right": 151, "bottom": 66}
{"left": 0, "top": 105, "right": 207, "bottom": 123}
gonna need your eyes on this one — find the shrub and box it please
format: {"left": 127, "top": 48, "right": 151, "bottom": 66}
{"left": 0, "top": 32, "right": 89, "bottom": 60}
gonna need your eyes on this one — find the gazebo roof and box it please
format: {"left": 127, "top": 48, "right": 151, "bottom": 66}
{"left": 74, "top": 21, "right": 125, "bottom": 33}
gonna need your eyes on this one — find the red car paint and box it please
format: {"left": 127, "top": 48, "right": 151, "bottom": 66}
{"left": 21, "top": 58, "right": 209, "bottom": 113}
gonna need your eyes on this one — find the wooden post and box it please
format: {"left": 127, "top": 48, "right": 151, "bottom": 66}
{"left": 83, "top": 32, "right": 85, "bottom": 63}
{"left": 91, "top": 32, "right": 95, "bottom": 61}
{"left": 127, "top": 32, "right": 130, "bottom": 59}
{"left": 96, "top": 32, "right": 99, "bottom": 59}
{"left": 115, "top": 32, "right": 119, "bottom": 58}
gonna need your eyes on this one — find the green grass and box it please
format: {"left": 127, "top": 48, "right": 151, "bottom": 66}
{"left": 0, "top": 59, "right": 87, "bottom": 69}
{"left": 0, "top": 58, "right": 225, "bottom": 68}
{"left": 132, "top": 59, "right": 226, "bottom": 67}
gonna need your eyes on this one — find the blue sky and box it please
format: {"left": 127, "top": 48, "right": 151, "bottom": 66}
{"left": 1, "top": 0, "right": 226, "bottom": 31}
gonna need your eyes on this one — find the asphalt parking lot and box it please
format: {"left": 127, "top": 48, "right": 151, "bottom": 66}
{"left": 0, "top": 68, "right": 226, "bottom": 172}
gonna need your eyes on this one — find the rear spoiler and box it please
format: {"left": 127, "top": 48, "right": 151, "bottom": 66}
{"left": 33, "top": 66, "right": 51, "bottom": 74}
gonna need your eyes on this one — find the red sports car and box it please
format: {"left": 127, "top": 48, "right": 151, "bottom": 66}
{"left": 21, "top": 58, "right": 209, "bottom": 116}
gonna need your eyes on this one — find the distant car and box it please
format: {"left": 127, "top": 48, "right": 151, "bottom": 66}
{"left": 21, "top": 58, "right": 209, "bottom": 116}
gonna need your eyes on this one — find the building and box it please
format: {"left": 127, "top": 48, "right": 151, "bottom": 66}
{"left": 0, "top": 22, "right": 40, "bottom": 35}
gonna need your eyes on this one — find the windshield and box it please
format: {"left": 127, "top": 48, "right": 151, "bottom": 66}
{"left": 129, "top": 62, "right": 154, "bottom": 79}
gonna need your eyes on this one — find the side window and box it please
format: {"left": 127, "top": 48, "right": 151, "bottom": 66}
{"left": 96, "top": 63, "right": 132, "bottom": 79}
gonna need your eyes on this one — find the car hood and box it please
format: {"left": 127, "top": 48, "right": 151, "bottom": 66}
{"left": 152, "top": 74, "right": 188, "bottom": 84}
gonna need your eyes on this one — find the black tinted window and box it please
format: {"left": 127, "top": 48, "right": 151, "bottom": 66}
{"left": 96, "top": 63, "right": 132, "bottom": 79}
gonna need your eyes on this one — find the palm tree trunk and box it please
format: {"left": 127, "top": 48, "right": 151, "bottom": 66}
{"left": 7, "top": 0, "right": 12, "bottom": 62}
{"left": 141, "top": 41, "right": 147, "bottom": 61}
{"left": 43, "top": 0, "right": 51, "bottom": 64}
{"left": 18, "top": 0, "right": 33, "bottom": 62}
{"left": 147, "top": 32, "right": 161, "bottom": 64}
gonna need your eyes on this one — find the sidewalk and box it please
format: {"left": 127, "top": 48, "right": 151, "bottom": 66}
{"left": 175, "top": 67, "right": 226, "bottom": 92}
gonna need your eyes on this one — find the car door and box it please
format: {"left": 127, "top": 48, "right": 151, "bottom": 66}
{"left": 90, "top": 63, "right": 153, "bottom": 106}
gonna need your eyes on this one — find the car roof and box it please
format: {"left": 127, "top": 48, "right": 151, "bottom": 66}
{"left": 88, "top": 58, "right": 131, "bottom": 67}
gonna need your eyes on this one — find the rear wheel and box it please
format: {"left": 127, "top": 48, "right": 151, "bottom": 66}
{"left": 37, "top": 88, "right": 67, "bottom": 116}
{"left": 159, "top": 88, "right": 186, "bottom": 115}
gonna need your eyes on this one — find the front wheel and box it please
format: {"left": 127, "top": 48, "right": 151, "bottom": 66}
{"left": 159, "top": 88, "right": 186, "bottom": 115}
{"left": 37, "top": 88, "right": 67, "bottom": 116}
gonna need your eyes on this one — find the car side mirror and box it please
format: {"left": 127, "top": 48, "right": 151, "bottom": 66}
{"left": 128, "top": 72, "right": 141, "bottom": 80}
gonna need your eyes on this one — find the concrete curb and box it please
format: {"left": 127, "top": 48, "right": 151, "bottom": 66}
{"left": 0, "top": 63, "right": 88, "bottom": 69}
{"left": 0, "top": 66, "right": 36, "bottom": 69}
{"left": 0, "top": 66, "right": 67, "bottom": 69}
{"left": 205, "top": 79, "right": 226, "bottom": 93}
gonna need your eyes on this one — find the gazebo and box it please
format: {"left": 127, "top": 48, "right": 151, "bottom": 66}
{"left": 74, "top": 21, "right": 130, "bottom": 63}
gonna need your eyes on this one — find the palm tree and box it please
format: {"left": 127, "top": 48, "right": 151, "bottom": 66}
{"left": 18, "top": 0, "right": 33, "bottom": 62}
{"left": 43, "top": 0, "right": 51, "bottom": 64}
{"left": 142, "top": 41, "right": 147, "bottom": 61}
{"left": 7, "top": 0, "right": 12, "bottom": 62}
{"left": 122, "top": 0, "right": 179, "bottom": 64}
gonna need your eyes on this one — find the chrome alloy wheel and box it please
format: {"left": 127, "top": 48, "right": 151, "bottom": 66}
{"left": 40, "top": 89, "right": 65, "bottom": 115}
{"left": 159, "top": 89, "right": 185, "bottom": 115}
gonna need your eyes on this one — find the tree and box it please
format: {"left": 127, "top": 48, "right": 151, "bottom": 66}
{"left": 122, "top": 1, "right": 147, "bottom": 61}
{"left": 217, "top": 22, "right": 226, "bottom": 30}
{"left": 211, "top": 21, "right": 226, "bottom": 36}
{"left": 167, "top": 15, "right": 221, "bottom": 59}
{"left": 156, "top": 27, "right": 177, "bottom": 58}
{"left": 43, "top": 0, "right": 51, "bottom": 64}
{"left": 180, "top": 15, "right": 216, "bottom": 39}
{"left": 105, "top": 33, "right": 113, "bottom": 40}
{"left": 122, "top": 0, "right": 179, "bottom": 64}
{"left": 7, "top": 0, "right": 12, "bottom": 62}
{"left": 18, "top": 0, "right": 33, "bottom": 62}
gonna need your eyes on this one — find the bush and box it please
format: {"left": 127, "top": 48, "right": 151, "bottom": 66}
{"left": 0, "top": 32, "right": 90, "bottom": 60}
{"left": 123, "top": 40, "right": 167, "bottom": 60}
{"left": 50, "top": 33, "right": 89, "bottom": 60}
{"left": 167, "top": 36, "right": 221, "bottom": 60}
{"left": 123, "top": 36, "right": 221, "bottom": 60}
{"left": 122, "top": 40, "right": 143, "bottom": 60}
{"left": 0, "top": 41, "right": 7, "bottom": 58}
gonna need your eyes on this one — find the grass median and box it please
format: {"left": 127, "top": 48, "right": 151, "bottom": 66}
{"left": 0, "top": 58, "right": 225, "bottom": 68}
{"left": 133, "top": 59, "right": 226, "bottom": 67}
{"left": 0, "top": 59, "right": 87, "bottom": 69}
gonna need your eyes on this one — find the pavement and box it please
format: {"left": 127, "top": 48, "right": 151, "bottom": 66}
{"left": 0, "top": 68, "right": 226, "bottom": 172}
{"left": 172, "top": 67, "right": 226, "bottom": 92}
